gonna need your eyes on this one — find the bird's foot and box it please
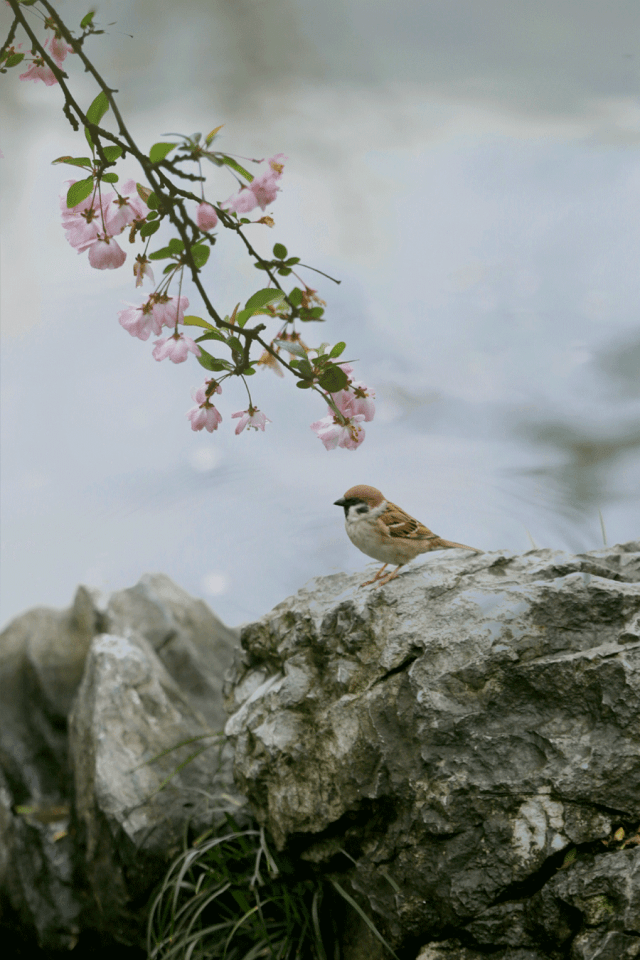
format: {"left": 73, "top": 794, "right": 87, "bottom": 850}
{"left": 360, "top": 563, "right": 388, "bottom": 587}
{"left": 373, "top": 566, "right": 403, "bottom": 588}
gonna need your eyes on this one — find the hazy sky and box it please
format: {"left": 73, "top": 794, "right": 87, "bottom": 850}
{"left": 1, "top": 0, "right": 639, "bottom": 627}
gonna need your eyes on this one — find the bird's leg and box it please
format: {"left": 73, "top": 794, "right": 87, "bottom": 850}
{"left": 360, "top": 563, "right": 388, "bottom": 587}
{"left": 374, "top": 564, "right": 404, "bottom": 587}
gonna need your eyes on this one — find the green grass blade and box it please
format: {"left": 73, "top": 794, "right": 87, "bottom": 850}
{"left": 330, "top": 880, "right": 399, "bottom": 960}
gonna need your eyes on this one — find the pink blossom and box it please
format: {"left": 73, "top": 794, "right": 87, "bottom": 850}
{"left": 222, "top": 153, "right": 288, "bottom": 214}
{"left": 196, "top": 202, "right": 219, "bottom": 231}
{"left": 248, "top": 171, "right": 280, "bottom": 210}
{"left": 188, "top": 403, "right": 223, "bottom": 432}
{"left": 48, "top": 34, "right": 74, "bottom": 68}
{"left": 118, "top": 300, "right": 160, "bottom": 340}
{"left": 187, "top": 382, "right": 223, "bottom": 432}
{"left": 222, "top": 186, "right": 259, "bottom": 215}
{"left": 310, "top": 413, "right": 366, "bottom": 451}
{"left": 231, "top": 407, "right": 271, "bottom": 434}
{"left": 63, "top": 213, "right": 101, "bottom": 252}
{"left": 106, "top": 179, "right": 149, "bottom": 235}
{"left": 152, "top": 333, "right": 201, "bottom": 363}
{"left": 331, "top": 381, "right": 376, "bottom": 422}
{"left": 118, "top": 294, "right": 189, "bottom": 339}
{"left": 87, "top": 233, "right": 126, "bottom": 269}
{"left": 133, "top": 255, "right": 154, "bottom": 287}
{"left": 150, "top": 294, "right": 189, "bottom": 329}
{"left": 60, "top": 182, "right": 114, "bottom": 252}
{"left": 19, "top": 54, "right": 58, "bottom": 86}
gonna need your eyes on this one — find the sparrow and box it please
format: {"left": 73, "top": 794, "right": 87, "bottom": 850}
{"left": 334, "top": 484, "right": 482, "bottom": 587}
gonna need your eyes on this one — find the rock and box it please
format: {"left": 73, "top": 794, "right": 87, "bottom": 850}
{"left": 416, "top": 944, "right": 547, "bottom": 960}
{"left": 0, "top": 585, "right": 99, "bottom": 951}
{"left": 69, "top": 631, "right": 236, "bottom": 946}
{"left": 0, "top": 575, "right": 238, "bottom": 953}
{"left": 107, "top": 573, "right": 237, "bottom": 730}
{"left": 527, "top": 846, "right": 640, "bottom": 960}
{"left": 225, "top": 542, "right": 640, "bottom": 955}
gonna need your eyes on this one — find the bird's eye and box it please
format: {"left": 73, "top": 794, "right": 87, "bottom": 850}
{"left": 355, "top": 504, "right": 369, "bottom": 514}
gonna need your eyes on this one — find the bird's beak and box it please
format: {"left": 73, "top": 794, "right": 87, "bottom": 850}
{"left": 333, "top": 498, "right": 347, "bottom": 507}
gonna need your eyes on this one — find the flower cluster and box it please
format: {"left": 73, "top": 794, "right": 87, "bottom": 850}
{"left": 186, "top": 380, "right": 270, "bottom": 437}
{"left": 6, "top": 0, "right": 376, "bottom": 453}
{"left": 61, "top": 179, "right": 148, "bottom": 269}
{"left": 222, "top": 155, "right": 287, "bottom": 215}
{"left": 19, "top": 28, "right": 74, "bottom": 86}
{"left": 119, "top": 294, "right": 199, "bottom": 363}
{"left": 310, "top": 364, "right": 376, "bottom": 450}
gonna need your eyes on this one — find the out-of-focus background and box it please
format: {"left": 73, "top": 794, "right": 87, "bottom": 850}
{"left": 1, "top": 0, "right": 639, "bottom": 628}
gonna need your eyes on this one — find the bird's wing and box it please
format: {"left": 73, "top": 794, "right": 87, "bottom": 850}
{"left": 380, "top": 501, "right": 439, "bottom": 542}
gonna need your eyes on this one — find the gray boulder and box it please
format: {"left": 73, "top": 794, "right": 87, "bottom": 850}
{"left": 0, "top": 574, "right": 237, "bottom": 953}
{"left": 225, "top": 542, "right": 640, "bottom": 957}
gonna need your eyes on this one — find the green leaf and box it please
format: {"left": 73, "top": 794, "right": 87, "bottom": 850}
{"left": 148, "top": 246, "right": 174, "bottom": 261}
{"left": 162, "top": 264, "right": 175, "bottom": 274}
{"left": 196, "top": 329, "right": 227, "bottom": 343}
{"left": 235, "top": 309, "right": 253, "bottom": 328}
{"left": 300, "top": 306, "right": 325, "bottom": 321}
{"left": 5, "top": 53, "right": 25, "bottom": 67}
{"left": 329, "top": 341, "right": 346, "bottom": 358}
{"left": 273, "top": 243, "right": 288, "bottom": 259}
{"left": 205, "top": 124, "right": 224, "bottom": 146}
{"left": 297, "top": 358, "right": 315, "bottom": 379}
{"left": 52, "top": 156, "right": 92, "bottom": 168}
{"left": 277, "top": 267, "right": 292, "bottom": 276}
{"left": 139, "top": 220, "right": 160, "bottom": 238}
{"left": 198, "top": 350, "right": 231, "bottom": 372}
{"left": 184, "top": 315, "right": 215, "bottom": 331}
{"left": 288, "top": 287, "right": 303, "bottom": 307}
{"left": 86, "top": 91, "right": 110, "bottom": 127}
{"left": 296, "top": 380, "right": 312, "bottom": 389}
{"left": 227, "top": 336, "right": 243, "bottom": 354}
{"left": 66, "top": 178, "right": 94, "bottom": 208}
{"left": 102, "top": 145, "right": 122, "bottom": 162}
{"left": 80, "top": 11, "right": 96, "bottom": 28}
{"left": 168, "top": 238, "right": 184, "bottom": 253}
{"left": 101, "top": 172, "right": 118, "bottom": 183}
{"left": 245, "top": 288, "right": 284, "bottom": 313}
{"left": 84, "top": 127, "right": 94, "bottom": 150}
{"left": 318, "top": 365, "right": 349, "bottom": 392}
{"left": 285, "top": 256, "right": 300, "bottom": 265}
{"left": 146, "top": 211, "right": 159, "bottom": 221}
{"left": 274, "top": 339, "right": 307, "bottom": 358}
{"left": 190, "top": 244, "right": 210, "bottom": 268}
{"left": 149, "top": 142, "right": 176, "bottom": 164}
{"left": 218, "top": 154, "right": 253, "bottom": 182}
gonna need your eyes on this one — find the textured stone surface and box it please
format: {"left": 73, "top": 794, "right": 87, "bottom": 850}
{"left": 106, "top": 572, "right": 237, "bottom": 730}
{"left": 225, "top": 542, "right": 640, "bottom": 954}
{"left": 69, "top": 632, "right": 234, "bottom": 945}
{"left": 0, "top": 575, "right": 237, "bottom": 953}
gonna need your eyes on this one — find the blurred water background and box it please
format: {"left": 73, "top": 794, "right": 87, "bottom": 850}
{"left": 1, "top": 0, "right": 639, "bottom": 627}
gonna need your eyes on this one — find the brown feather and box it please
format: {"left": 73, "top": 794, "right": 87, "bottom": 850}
{"left": 381, "top": 501, "right": 439, "bottom": 542}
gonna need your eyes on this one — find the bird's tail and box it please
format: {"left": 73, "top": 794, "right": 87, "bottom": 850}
{"left": 437, "top": 539, "right": 483, "bottom": 553}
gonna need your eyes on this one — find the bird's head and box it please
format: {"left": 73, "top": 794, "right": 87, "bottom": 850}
{"left": 334, "top": 484, "right": 385, "bottom": 517}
